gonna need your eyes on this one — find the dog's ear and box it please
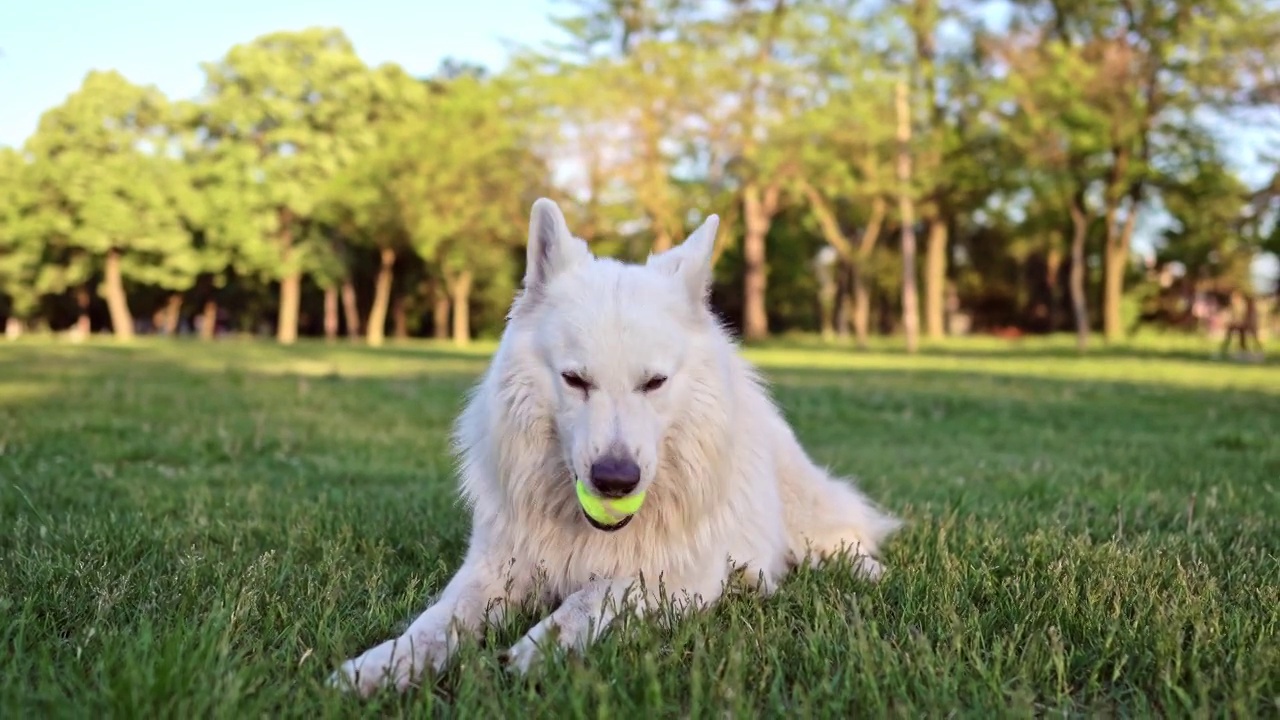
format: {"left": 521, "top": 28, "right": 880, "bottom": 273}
{"left": 525, "top": 198, "right": 591, "bottom": 292}
{"left": 647, "top": 213, "right": 719, "bottom": 305}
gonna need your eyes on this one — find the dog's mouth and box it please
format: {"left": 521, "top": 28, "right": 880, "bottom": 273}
{"left": 582, "top": 509, "right": 633, "bottom": 532}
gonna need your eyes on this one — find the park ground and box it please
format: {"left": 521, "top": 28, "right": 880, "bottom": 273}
{"left": 0, "top": 334, "right": 1277, "bottom": 717}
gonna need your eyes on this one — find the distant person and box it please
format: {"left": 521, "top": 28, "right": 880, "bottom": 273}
{"left": 1219, "top": 289, "right": 1264, "bottom": 360}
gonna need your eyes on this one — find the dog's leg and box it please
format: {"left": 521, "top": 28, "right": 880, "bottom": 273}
{"left": 330, "top": 554, "right": 521, "bottom": 696}
{"left": 500, "top": 576, "right": 640, "bottom": 675}
{"left": 500, "top": 575, "right": 710, "bottom": 675}
{"left": 783, "top": 471, "right": 902, "bottom": 583}
{"left": 794, "top": 536, "right": 888, "bottom": 580}
{"left": 761, "top": 402, "right": 902, "bottom": 583}
{"left": 789, "top": 485, "right": 900, "bottom": 582}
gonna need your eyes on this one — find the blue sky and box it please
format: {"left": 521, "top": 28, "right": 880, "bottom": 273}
{"left": 0, "top": 0, "right": 560, "bottom": 148}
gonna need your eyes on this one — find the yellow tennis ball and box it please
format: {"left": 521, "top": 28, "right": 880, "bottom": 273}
{"left": 575, "top": 478, "right": 645, "bottom": 528}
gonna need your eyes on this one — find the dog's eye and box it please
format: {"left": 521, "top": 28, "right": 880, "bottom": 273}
{"left": 561, "top": 371, "right": 591, "bottom": 393}
{"left": 640, "top": 375, "right": 668, "bottom": 393}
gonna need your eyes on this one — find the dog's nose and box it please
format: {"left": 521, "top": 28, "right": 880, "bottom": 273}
{"left": 589, "top": 455, "right": 641, "bottom": 498}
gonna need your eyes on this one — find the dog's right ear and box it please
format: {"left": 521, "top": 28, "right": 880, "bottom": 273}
{"left": 646, "top": 213, "right": 719, "bottom": 306}
{"left": 525, "top": 198, "right": 591, "bottom": 293}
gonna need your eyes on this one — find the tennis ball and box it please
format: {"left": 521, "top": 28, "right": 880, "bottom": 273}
{"left": 575, "top": 478, "right": 645, "bottom": 528}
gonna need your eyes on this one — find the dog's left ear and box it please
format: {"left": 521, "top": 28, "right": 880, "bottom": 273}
{"left": 525, "top": 198, "right": 591, "bottom": 293}
{"left": 647, "top": 214, "right": 719, "bottom": 305}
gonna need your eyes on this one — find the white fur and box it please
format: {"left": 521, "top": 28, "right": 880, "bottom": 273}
{"left": 330, "top": 198, "right": 903, "bottom": 694}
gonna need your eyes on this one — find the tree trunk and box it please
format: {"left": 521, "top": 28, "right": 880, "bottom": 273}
{"left": 732, "top": 0, "right": 787, "bottom": 342}
{"left": 429, "top": 277, "right": 449, "bottom": 340}
{"left": 323, "top": 287, "right": 339, "bottom": 341}
{"left": 366, "top": 247, "right": 396, "bottom": 347}
{"left": 103, "top": 248, "right": 135, "bottom": 340}
{"left": 432, "top": 296, "right": 449, "bottom": 340}
{"left": 854, "top": 197, "right": 887, "bottom": 350}
{"left": 816, "top": 255, "right": 836, "bottom": 342}
{"left": 341, "top": 279, "right": 361, "bottom": 338}
{"left": 640, "top": 101, "right": 675, "bottom": 257}
{"left": 392, "top": 295, "right": 408, "bottom": 339}
{"left": 853, "top": 275, "right": 872, "bottom": 349}
{"left": 834, "top": 259, "right": 852, "bottom": 339}
{"left": 1045, "top": 245, "right": 1062, "bottom": 333}
{"left": 1103, "top": 205, "right": 1138, "bottom": 343}
{"left": 448, "top": 270, "right": 473, "bottom": 346}
{"left": 741, "top": 182, "right": 779, "bottom": 342}
{"left": 1068, "top": 191, "right": 1089, "bottom": 352}
{"left": 162, "top": 293, "right": 182, "bottom": 335}
{"left": 201, "top": 299, "right": 218, "bottom": 340}
{"left": 277, "top": 272, "right": 300, "bottom": 345}
{"left": 819, "top": 296, "right": 835, "bottom": 341}
{"left": 924, "top": 219, "right": 947, "bottom": 340}
{"left": 1100, "top": 146, "right": 1131, "bottom": 344}
{"left": 74, "top": 286, "right": 92, "bottom": 339}
{"left": 797, "top": 180, "right": 854, "bottom": 343}
{"left": 915, "top": 0, "right": 946, "bottom": 344}
{"left": 895, "top": 80, "right": 919, "bottom": 354}
{"left": 276, "top": 209, "right": 299, "bottom": 345}
{"left": 1103, "top": 242, "right": 1127, "bottom": 342}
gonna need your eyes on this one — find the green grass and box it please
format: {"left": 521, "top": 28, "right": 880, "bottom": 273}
{"left": 1, "top": 334, "right": 1278, "bottom": 718}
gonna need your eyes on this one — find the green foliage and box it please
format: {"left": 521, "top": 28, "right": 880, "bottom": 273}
{"left": 2, "top": 4, "right": 1279, "bottom": 340}
{"left": 192, "top": 28, "right": 381, "bottom": 283}
{"left": 0, "top": 149, "right": 43, "bottom": 319}
{"left": 171, "top": 96, "right": 275, "bottom": 292}
{"left": 315, "top": 63, "right": 428, "bottom": 260}
{"left": 397, "top": 73, "right": 548, "bottom": 286}
{"left": 1158, "top": 146, "right": 1257, "bottom": 289}
{"left": 22, "top": 71, "right": 198, "bottom": 304}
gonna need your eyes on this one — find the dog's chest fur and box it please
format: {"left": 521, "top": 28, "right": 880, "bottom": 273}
{"left": 473, "top": 456, "right": 792, "bottom": 607}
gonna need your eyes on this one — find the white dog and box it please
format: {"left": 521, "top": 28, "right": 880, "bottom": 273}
{"left": 332, "top": 198, "right": 902, "bottom": 695}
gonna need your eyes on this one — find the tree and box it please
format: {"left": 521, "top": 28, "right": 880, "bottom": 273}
{"left": 895, "top": 79, "right": 920, "bottom": 353}
{"left": 988, "top": 33, "right": 1114, "bottom": 350}
{"left": 194, "top": 28, "right": 378, "bottom": 344}
{"left": 316, "top": 62, "right": 429, "bottom": 347}
{"left": 0, "top": 149, "right": 43, "bottom": 338}
{"left": 172, "top": 97, "right": 274, "bottom": 340}
{"left": 1004, "top": 0, "right": 1280, "bottom": 342}
{"left": 1250, "top": 169, "right": 1280, "bottom": 265}
{"left": 5, "top": 7, "right": 1279, "bottom": 344}
{"left": 793, "top": 1, "right": 898, "bottom": 348}
{"left": 393, "top": 72, "right": 549, "bottom": 345}
{"left": 23, "top": 70, "right": 194, "bottom": 341}
{"left": 901, "top": 0, "right": 948, "bottom": 342}
{"left": 687, "top": 0, "right": 806, "bottom": 341}
{"left": 505, "top": 20, "right": 636, "bottom": 250}
{"left": 539, "top": 1, "right": 706, "bottom": 254}
{"left": 1157, "top": 146, "right": 1258, "bottom": 292}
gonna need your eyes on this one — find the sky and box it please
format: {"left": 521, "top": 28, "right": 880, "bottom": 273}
{"left": 0, "top": 0, "right": 560, "bottom": 148}
{"left": 1, "top": 0, "right": 1276, "bottom": 288}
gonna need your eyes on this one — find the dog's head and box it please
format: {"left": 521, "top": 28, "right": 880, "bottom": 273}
{"left": 511, "top": 198, "right": 722, "bottom": 530}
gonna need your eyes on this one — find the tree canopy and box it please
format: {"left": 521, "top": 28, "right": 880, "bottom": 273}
{"left": 2, "top": 3, "right": 1278, "bottom": 346}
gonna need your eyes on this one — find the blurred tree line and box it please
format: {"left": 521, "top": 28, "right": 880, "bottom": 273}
{"left": 2, "top": 0, "right": 1279, "bottom": 349}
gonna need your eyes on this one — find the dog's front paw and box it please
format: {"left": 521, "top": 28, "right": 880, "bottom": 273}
{"left": 496, "top": 627, "right": 558, "bottom": 671}
{"left": 329, "top": 635, "right": 446, "bottom": 696}
{"left": 852, "top": 555, "right": 885, "bottom": 582}
{"left": 499, "top": 635, "right": 544, "bottom": 676}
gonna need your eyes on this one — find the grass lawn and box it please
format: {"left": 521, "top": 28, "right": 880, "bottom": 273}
{"left": 1, "top": 334, "right": 1277, "bottom": 717}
